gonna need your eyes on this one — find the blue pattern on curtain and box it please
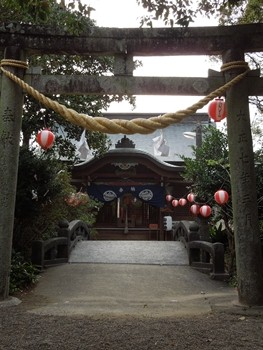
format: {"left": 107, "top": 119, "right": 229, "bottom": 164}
{"left": 87, "top": 184, "right": 165, "bottom": 208}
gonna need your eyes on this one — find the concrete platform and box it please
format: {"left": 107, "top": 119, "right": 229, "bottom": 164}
{"left": 19, "top": 263, "right": 238, "bottom": 317}
{"left": 16, "top": 241, "right": 239, "bottom": 317}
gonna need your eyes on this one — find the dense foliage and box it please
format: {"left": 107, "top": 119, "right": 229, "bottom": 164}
{"left": 181, "top": 126, "right": 230, "bottom": 201}
{"left": 181, "top": 125, "right": 263, "bottom": 275}
{"left": 9, "top": 251, "right": 39, "bottom": 294}
{"left": 0, "top": 1, "right": 135, "bottom": 158}
{"left": 180, "top": 126, "right": 236, "bottom": 273}
{"left": 13, "top": 147, "right": 102, "bottom": 256}
{"left": 136, "top": 0, "right": 263, "bottom": 27}
{"left": 0, "top": 0, "right": 94, "bottom": 29}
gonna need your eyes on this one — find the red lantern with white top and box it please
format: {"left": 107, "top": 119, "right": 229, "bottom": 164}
{"left": 208, "top": 98, "right": 227, "bottom": 122}
{"left": 214, "top": 190, "right": 229, "bottom": 205}
{"left": 187, "top": 193, "right": 195, "bottom": 203}
{"left": 166, "top": 194, "right": 173, "bottom": 202}
{"left": 190, "top": 204, "right": 200, "bottom": 215}
{"left": 199, "top": 205, "right": 212, "bottom": 218}
{"left": 179, "top": 198, "right": 187, "bottom": 206}
{"left": 36, "top": 129, "right": 55, "bottom": 150}
{"left": 172, "top": 199, "right": 179, "bottom": 207}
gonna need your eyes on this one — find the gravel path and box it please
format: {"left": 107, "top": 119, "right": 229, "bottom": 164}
{"left": 0, "top": 305, "right": 263, "bottom": 350}
{"left": 1, "top": 241, "right": 262, "bottom": 349}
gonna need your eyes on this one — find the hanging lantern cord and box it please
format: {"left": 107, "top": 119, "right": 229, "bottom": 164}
{"left": 0, "top": 59, "right": 249, "bottom": 135}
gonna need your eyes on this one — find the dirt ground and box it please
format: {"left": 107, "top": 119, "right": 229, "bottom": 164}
{"left": 1, "top": 302, "right": 263, "bottom": 350}
{"left": 1, "top": 256, "right": 262, "bottom": 349}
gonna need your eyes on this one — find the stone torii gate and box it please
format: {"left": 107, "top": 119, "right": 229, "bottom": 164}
{"left": 0, "top": 23, "right": 263, "bottom": 305}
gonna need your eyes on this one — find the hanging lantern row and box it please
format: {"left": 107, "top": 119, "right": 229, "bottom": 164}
{"left": 171, "top": 198, "right": 188, "bottom": 207}
{"left": 166, "top": 190, "right": 229, "bottom": 206}
{"left": 36, "top": 128, "right": 55, "bottom": 150}
{"left": 166, "top": 195, "right": 188, "bottom": 207}
{"left": 166, "top": 189, "right": 229, "bottom": 218}
{"left": 189, "top": 190, "right": 229, "bottom": 218}
{"left": 65, "top": 192, "right": 89, "bottom": 207}
{"left": 208, "top": 97, "right": 227, "bottom": 123}
{"left": 190, "top": 204, "right": 212, "bottom": 218}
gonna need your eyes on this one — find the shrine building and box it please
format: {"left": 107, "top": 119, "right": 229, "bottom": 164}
{"left": 72, "top": 112, "right": 210, "bottom": 240}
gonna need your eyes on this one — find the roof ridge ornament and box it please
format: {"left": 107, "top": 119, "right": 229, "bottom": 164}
{"left": 115, "top": 135, "right": 135, "bottom": 148}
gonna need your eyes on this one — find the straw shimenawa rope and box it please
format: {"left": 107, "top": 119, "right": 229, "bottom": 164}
{"left": 0, "top": 59, "right": 249, "bottom": 134}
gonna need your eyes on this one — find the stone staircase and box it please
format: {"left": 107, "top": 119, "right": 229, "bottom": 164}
{"left": 69, "top": 240, "right": 189, "bottom": 265}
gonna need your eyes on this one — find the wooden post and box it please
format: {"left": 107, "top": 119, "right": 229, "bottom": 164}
{"left": 223, "top": 49, "right": 263, "bottom": 306}
{"left": 0, "top": 47, "right": 25, "bottom": 300}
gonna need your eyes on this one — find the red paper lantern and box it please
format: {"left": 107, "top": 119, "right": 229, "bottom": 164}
{"left": 190, "top": 204, "right": 200, "bottom": 215}
{"left": 172, "top": 199, "right": 179, "bottom": 207}
{"left": 179, "top": 198, "right": 187, "bottom": 206}
{"left": 214, "top": 190, "right": 229, "bottom": 205}
{"left": 65, "top": 193, "right": 78, "bottom": 207}
{"left": 65, "top": 192, "right": 89, "bottom": 207}
{"left": 208, "top": 98, "right": 227, "bottom": 122}
{"left": 200, "top": 205, "right": 212, "bottom": 218}
{"left": 166, "top": 194, "right": 173, "bottom": 202}
{"left": 36, "top": 129, "right": 55, "bottom": 150}
{"left": 187, "top": 193, "right": 195, "bottom": 203}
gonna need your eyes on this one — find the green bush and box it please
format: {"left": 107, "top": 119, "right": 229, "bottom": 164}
{"left": 9, "top": 251, "right": 39, "bottom": 294}
{"left": 13, "top": 148, "right": 102, "bottom": 256}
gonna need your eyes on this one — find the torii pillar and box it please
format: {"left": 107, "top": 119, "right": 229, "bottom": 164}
{"left": 0, "top": 47, "right": 25, "bottom": 300}
{"left": 223, "top": 49, "right": 263, "bottom": 306}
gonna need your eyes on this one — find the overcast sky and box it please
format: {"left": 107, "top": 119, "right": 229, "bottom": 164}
{"left": 84, "top": 0, "right": 220, "bottom": 114}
